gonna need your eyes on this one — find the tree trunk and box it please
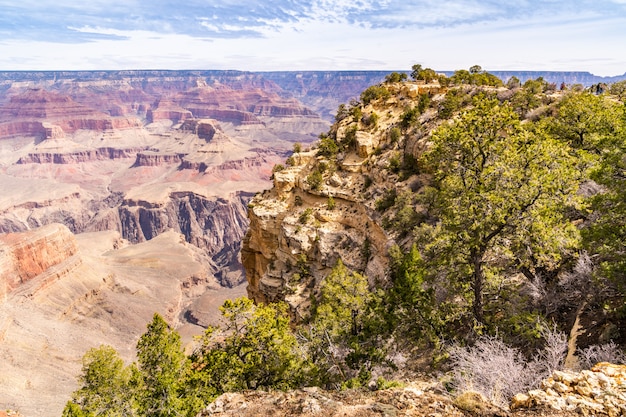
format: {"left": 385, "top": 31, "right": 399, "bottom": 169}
{"left": 564, "top": 300, "right": 587, "bottom": 370}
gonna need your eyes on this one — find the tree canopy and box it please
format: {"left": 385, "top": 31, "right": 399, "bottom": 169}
{"left": 417, "top": 96, "right": 581, "bottom": 327}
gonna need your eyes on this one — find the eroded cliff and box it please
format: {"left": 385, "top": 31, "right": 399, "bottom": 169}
{"left": 243, "top": 81, "right": 443, "bottom": 319}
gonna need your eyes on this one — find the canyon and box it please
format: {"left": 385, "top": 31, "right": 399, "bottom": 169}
{"left": 0, "top": 70, "right": 390, "bottom": 416}
{"left": 1, "top": 69, "right": 624, "bottom": 416}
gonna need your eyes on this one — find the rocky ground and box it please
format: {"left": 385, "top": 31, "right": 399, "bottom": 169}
{"left": 196, "top": 384, "right": 580, "bottom": 417}
{"left": 196, "top": 363, "right": 626, "bottom": 417}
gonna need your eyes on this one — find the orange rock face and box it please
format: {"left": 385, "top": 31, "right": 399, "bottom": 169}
{"left": 0, "top": 223, "right": 78, "bottom": 299}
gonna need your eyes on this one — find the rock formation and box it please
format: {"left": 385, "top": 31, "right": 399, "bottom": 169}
{"left": 511, "top": 363, "right": 626, "bottom": 416}
{"left": 242, "top": 81, "right": 441, "bottom": 319}
{"left": 0, "top": 223, "right": 78, "bottom": 300}
{"left": 198, "top": 382, "right": 465, "bottom": 417}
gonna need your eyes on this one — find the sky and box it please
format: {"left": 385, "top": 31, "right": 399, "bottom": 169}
{"left": 0, "top": 1, "right": 625, "bottom": 75}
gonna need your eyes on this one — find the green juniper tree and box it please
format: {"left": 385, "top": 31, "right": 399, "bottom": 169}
{"left": 136, "top": 313, "right": 190, "bottom": 417}
{"left": 416, "top": 96, "right": 581, "bottom": 329}
{"left": 62, "top": 345, "right": 138, "bottom": 417}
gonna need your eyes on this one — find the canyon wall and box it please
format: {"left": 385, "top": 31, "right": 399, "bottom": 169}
{"left": 0, "top": 223, "right": 78, "bottom": 300}
{"left": 0, "top": 70, "right": 339, "bottom": 415}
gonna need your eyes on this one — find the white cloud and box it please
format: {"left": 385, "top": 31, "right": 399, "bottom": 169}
{"left": 0, "top": 1, "right": 624, "bottom": 75}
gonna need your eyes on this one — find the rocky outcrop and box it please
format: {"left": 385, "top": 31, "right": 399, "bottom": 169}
{"left": 241, "top": 80, "right": 449, "bottom": 319}
{"left": 243, "top": 149, "right": 391, "bottom": 320}
{"left": 0, "top": 223, "right": 79, "bottom": 300}
{"left": 133, "top": 152, "right": 185, "bottom": 167}
{"left": 198, "top": 383, "right": 465, "bottom": 417}
{"left": 180, "top": 119, "right": 219, "bottom": 141}
{"left": 511, "top": 363, "right": 626, "bottom": 416}
{"left": 118, "top": 191, "right": 252, "bottom": 285}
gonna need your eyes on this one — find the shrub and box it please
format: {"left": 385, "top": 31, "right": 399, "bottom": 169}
{"left": 375, "top": 188, "right": 397, "bottom": 212}
{"left": 387, "top": 153, "right": 401, "bottom": 173}
{"left": 449, "top": 331, "right": 568, "bottom": 408}
{"left": 317, "top": 136, "right": 339, "bottom": 158}
{"left": 400, "top": 106, "right": 419, "bottom": 129}
{"left": 417, "top": 93, "right": 431, "bottom": 113}
{"left": 306, "top": 170, "right": 323, "bottom": 191}
{"left": 579, "top": 342, "right": 626, "bottom": 369}
{"left": 364, "top": 112, "right": 379, "bottom": 129}
{"left": 327, "top": 196, "right": 336, "bottom": 210}
{"left": 341, "top": 125, "right": 358, "bottom": 150}
{"left": 389, "top": 127, "right": 401, "bottom": 143}
{"left": 299, "top": 208, "right": 313, "bottom": 224}
{"left": 449, "top": 337, "right": 542, "bottom": 407}
{"left": 438, "top": 89, "right": 466, "bottom": 119}
{"left": 360, "top": 85, "right": 391, "bottom": 105}
{"left": 293, "top": 142, "right": 302, "bottom": 153}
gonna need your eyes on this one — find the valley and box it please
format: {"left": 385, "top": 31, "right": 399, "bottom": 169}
{"left": 0, "top": 69, "right": 366, "bottom": 415}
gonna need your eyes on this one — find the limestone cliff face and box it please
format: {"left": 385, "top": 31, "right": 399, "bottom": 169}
{"left": 118, "top": 191, "right": 251, "bottom": 286}
{"left": 0, "top": 223, "right": 79, "bottom": 300}
{"left": 243, "top": 81, "right": 444, "bottom": 319}
{"left": 242, "top": 152, "right": 391, "bottom": 319}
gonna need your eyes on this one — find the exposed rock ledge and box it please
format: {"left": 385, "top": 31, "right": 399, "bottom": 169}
{"left": 17, "top": 147, "right": 147, "bottom": 164}
{"left": 0, "top": 223, "right": 78, "bottom": 300}
{"left": 198, "top": 383, "right": 465, "bottom": 417}
{"left": 511, "top": 363, "right": 626, "bottom": 417}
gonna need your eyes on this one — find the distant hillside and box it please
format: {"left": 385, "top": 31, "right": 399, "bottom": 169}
{"left": 483, "top": 70, "right": 626, "bottom": 86}
{"left": 2, "top": 69, "right": 623, "bottom": 123}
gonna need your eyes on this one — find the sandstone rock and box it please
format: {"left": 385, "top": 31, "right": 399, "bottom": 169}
{"left": 510, "top": 393, "right": 531, "bottom": 409}
{"left": 511, "top": 363, "right": 626, "bottom": 416}
{"left": 0, "top": 223, "right": 78, "bottom": 300}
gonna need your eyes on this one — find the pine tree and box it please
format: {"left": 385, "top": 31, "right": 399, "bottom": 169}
{"left": 136, "top": 313, "right": 190, "bottom": 417}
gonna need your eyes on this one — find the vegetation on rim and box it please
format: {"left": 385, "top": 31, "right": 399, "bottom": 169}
{"left": 64, "top": 65, "right": 626, "bottom": 416}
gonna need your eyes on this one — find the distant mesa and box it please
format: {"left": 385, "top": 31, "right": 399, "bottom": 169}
{"left": 0, "top": 88, "right": 142, "bottom": 139}
{"left": 180, "top": 119, "right": 219, "bottom": 141}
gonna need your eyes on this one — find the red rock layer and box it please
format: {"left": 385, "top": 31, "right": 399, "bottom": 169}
{"left": 17, "top": 147, "right": 147, "bottom": 164}
{"left": 0, "top": 89, "right": 142, "bottom": 138}
{"left": 0, "top": 223, "right": 78, "bottom": 299}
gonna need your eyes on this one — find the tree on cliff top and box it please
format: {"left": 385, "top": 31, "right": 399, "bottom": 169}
{"left": 416, "top": 95, "right": 581, "bottom": 328}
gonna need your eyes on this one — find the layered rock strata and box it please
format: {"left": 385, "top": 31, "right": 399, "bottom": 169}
{"left": 0, "top": 223, "right": 78, "bottom": 300}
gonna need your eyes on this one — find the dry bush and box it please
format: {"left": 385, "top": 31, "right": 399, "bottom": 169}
{"left": 449, "top": 329, "right": 567, "bottom": 408}
{"left": 534, "top": 326, "right": 568, "bottom": 376}
{"left": 579, "top": 341, "right": 626, "bottom": 369}
{"left": 449, "top": 337, "right": 539, "bottom": 407}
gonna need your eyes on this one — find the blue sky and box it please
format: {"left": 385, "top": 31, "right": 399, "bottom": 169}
{"left": 0, "top": 0, "right": 624, "bottom": 75}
